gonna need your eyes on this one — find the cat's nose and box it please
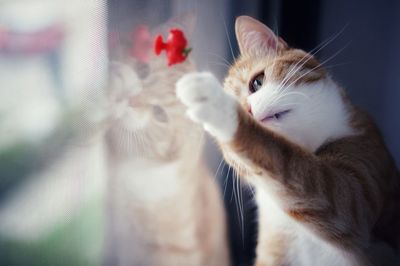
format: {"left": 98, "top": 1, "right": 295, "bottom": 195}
{"left": 246, "top": 98, "right": 252, "bottom": 114}
{"left": 247, "top": 105, "right": 252, "bottom": 114}
{"left": 129, "top": 96, "right": 141, "bottom": 107}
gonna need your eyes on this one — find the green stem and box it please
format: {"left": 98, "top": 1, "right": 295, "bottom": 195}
{"left": 182, "top": 47, "right": 192, "bottom": 56}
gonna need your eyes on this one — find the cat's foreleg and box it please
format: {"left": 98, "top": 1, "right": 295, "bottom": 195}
{"left": 176, "top": 72, "right": 239, "bottom": 142}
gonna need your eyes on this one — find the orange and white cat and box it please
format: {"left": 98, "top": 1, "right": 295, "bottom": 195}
{"left": 177, "top": 16, "right": 400, "bottom": 266}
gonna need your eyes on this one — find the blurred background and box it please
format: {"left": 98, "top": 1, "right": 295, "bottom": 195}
{"left": 0, "top": 0, "right": 399, "bottom": 265}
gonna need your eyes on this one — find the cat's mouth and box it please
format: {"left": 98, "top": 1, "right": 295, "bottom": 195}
{"left": 261, "top": 109, "right": 291, "bottom": 122}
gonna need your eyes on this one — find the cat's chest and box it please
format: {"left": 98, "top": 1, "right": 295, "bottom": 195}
{"left": 110, "top": 158, "right": 184, "bottom": 202}
{"left": 256, "top": 185, "right": 354, "bottom": 266}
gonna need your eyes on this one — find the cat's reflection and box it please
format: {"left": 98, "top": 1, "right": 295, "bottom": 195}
{"left": 103, "top": 28, "right": 229, "bottom": 266}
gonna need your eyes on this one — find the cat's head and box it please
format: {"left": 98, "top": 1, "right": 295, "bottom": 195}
{"left": 225, "top": 16, "right": 353, "bottom": 151}
{"left": 105, "top": 15, "right": 202, "bottom": 160}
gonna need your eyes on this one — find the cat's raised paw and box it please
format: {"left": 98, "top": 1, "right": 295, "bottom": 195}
{"left": 176, "top": 72, "right": 223, "bottom": 106}
{"left": 176, "top": 72, "right": 238, "bottom": 142}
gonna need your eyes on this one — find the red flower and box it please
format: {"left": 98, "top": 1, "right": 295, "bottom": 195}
{"left": 154, "top": 28, "right": 191, "bottom": 66}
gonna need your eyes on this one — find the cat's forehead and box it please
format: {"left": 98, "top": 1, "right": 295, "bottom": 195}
{"left": 226, "top": 48, "right": 325, "bottom": 88}
{"left": 230, "top": 56, "right": 272, "bottom": 81}
{"left": 224, "top": 54, "right": 275, "bottom": 95}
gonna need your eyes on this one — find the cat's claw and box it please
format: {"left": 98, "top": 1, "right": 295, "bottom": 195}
{"left": 176, "top": 72, "right": 238, "bottom": 142}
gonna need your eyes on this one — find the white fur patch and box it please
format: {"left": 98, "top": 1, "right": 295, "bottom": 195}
{"left": 113, "top": 158, "right": 183, "bottom": 203}
{"left": 176, "top": 72, "right": 239, "bottom": 142}
{"left": 256, "top": 182, "right": 357, "bottom": 266}
{"left": 247, "top": 79, "right": 354, "bottom": 151}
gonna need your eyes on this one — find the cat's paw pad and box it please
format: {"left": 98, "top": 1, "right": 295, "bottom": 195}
{"left": 176, "top": 72, "right": 238, "bottom": 142}
{"left": 176, "top": 72, "right": 223, "bottom": 106}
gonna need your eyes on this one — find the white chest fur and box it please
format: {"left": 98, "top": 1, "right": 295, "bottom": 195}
{"left": 256, "top": 186, "right": 357, "bottom": 266}
{"left": 110, "top": 158, "right": 184, "bottom": 203}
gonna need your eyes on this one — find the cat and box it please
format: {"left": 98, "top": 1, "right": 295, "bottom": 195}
{"left": 176, "top": 16, "right": 400, "bottom": 266}
{"left": 102, "top": 19, "right": 230, "bottom": 266}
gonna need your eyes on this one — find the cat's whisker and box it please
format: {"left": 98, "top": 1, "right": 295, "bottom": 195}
{"left": 125, "top": 128, "right": 132, "bottom": 153}
{"left": 236, "top": 164, "right": 245, "bottom": 246}
{"left": 133, "top": 131, "right": 139, "bottom": 152}
{"left": 265, "top": 83, "right": 310, "bottom": 110}
{"left": 275, "top": 102, "right": 302, "bottom": 108}
{"left": 307, "top": 23, "right": 349, "bottom": 58}
{"left": 320, "top": 61, "right": 352, "bottom": 70}
{"left": 276, "top": 25, "right": 348, "bottom": 94}
{"left": 271, "top": 91, "right": 311, "bottom": 105}
{"left": 130, "top": 130, "right": 137, "bottom": 153}
{"left": 254, "top": 87, "right": 312, "bottom": 119}
{"left": 137, "top": 131, "right": 146, "bottom": 154}
{"left": 227, "top": 167, "right": 235, "bottom": 203}
{"left": 214, "top": 158, "right": 225, "bottom": 179}
{"left": 257, "top": 98, "right": 279, "bottom": 117}
{"left": 116, "top": 127, "right": 124, "bottom": 152}
{"left": 277, "top": 54, "right": 318, "bottom": 94}
{"left": 221, "top": 16, "right": 236, "bottom": 60}
{"left": 276, "top": 54, "right": 317, "bottom": 93}
{"left": 208, "top": 61, "right": 232, "bottom": 69}
{"left": 231, "top": 167, "right": 240, "bottom": 222}
{"left": 201, "top": 51, "right": 232, "bottom": 67}
{"left": 228, "top": 159, "right": 245, "bottom": 245}
{"left": 256, "top": 90, "right": 305, "bottom": 116}
{"left": 236, "top": 170, "right": 245, "bottom": 245}
{"left": 130, "top": 131, "right": 136, "bottom": 154}
{"left": 283, "top": 42, "right": 350, "bottom": 91}
{"left": 222, "top": 163, "right": 230, "bottom": 198}
{"left": 126, "top": 130, "right": 132, "bottom": 153}
{"left": 277, "top": 45, "right": 348, "bottom": 97}
{"left": 120, "top": 128, "right": 127, "bottom": 153}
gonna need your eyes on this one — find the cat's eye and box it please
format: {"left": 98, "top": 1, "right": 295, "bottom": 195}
{"left": 152, "top": 105, "right": 168, "bottom": 123}
{"left": 249, "top": 72, "right": 265, "bottom": 93}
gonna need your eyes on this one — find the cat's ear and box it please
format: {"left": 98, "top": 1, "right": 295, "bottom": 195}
{"left": 235, "top": 16, "right": 287, "bottom": 56}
